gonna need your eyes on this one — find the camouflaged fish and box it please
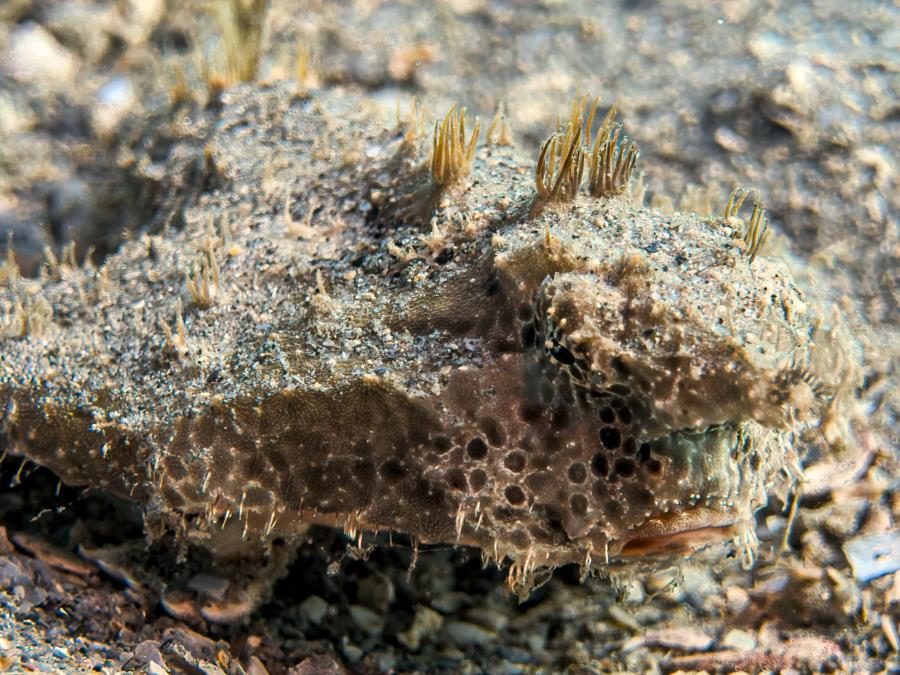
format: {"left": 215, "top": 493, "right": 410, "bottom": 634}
{"left": 0, "top": 85, "right": 854, "bottom": 599}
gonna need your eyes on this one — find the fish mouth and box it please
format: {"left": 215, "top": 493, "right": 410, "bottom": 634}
{"left": 616, "top": 508, "right": 746, "bottom": 558}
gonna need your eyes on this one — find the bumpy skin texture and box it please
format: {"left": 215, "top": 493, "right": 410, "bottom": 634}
{"left": 0, "top": 85, "right": 852, "bottom": 584}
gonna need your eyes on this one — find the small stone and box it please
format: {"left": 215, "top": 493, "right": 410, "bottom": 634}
{"left": 372, "top": 650, "right": 397, "bottom": 672}
{"left": 430, "top": 591, "right": 469, "bottom": 614}
{"left": 147, "top": 662, "right": 168, "bottom": 675}
{"left": 348, "top": 604, "right": 384, "bottom": 636}
{"left": 4, "top": 23, "right": 77, "bottom": 85}
{"left": 11, "top": 532, "right": 96, "bottom": 577}
{"left": 398, "top": 605, "right": 444, "bottom": 651}
{"left": 43, "top": 1, "right": 112, "bottom": 63}
{"left": 725, "top": 585, "right": 751, "bottom": 614}
{"left": 441, "top": 620, "right": 497, "bottom": 647}
{"left": 93, "top": 76, "right": 137, "bottom": 136}
{"left": 161, "top": 627, "right": 217, "bottom": 662}
{"left": 133, "top": 641, "right": 166, "bottom": 668}
{"left": 843, "top": 529, "right": 900, "bottom": 582}
{"left": 200, "top": 588, "right": 254, "bottom": 624}
{"left": 607, "top": 605, "right": 641, "bottom": 632}
{"left": 288, "top": 654, "right": 347, "bottom": 674}
{"left": 160, "top": 591, "right": 203, "bottom": 624}
{"left": 356, "top": 572, "right": 394, "bottom": 613}
{"left": 187, "top": 572, "right": 230, "bottom": 601}
{"left": 339, "top": 640, "right": 363, "bottom": 664}
{"left": 721, "top": 628, "right": 757, "bottom": 651}
{"left": 464, "top": 607, "right": 509, "bottom": 632}
{"left": 619, "top": 578, "right": 645, "bottom": 604}
{"left": 245, "top": 655, "right": 269, "bottom": 675}
{"left": 298, "top": 595, "right": 329, "bottom": 625}
{"left": 625, "top": 626, "right": 714, "bottom": 652}
{"left": 714, "top": 126, "right": 749, "bottom": 154}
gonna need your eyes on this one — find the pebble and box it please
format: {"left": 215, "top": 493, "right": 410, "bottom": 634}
{"left": 132, "top": 641, "right": 166, "bottom": 668}
{"left": 348, "top": 604, "right": 384, "bottom": 636}
{"left": 161, "top": 627, "right": 217, "bottom": 662}
{"left": 721, "top": 628, "right": 757, "bottom": 651}
{"left": 464, "top": 606, "right": 509, "bottom": 632}
{"left": 340, "top": 638, "right": 363, "bottom": 664}
{"left": 43, "top": 1, "right": 112, "bottom": 63}
{"left": 398, "top": 605, "right": 444, "bottom": 650}
{"left": 724, "top": 585, "right": 751, "bottom": 614}
{"left": 4, "top": 23, "right": 77, "bottom": 85}
{"left": 147, "top": 662, "right": 168, "bottom": 675}
{"left": 93, "top": 76, "right": 136, "bottom": 136}
{"left": 843, "top": 529, "right": 900, "bottom": 582}
{"left": 430, "top": 590, "right": 470, "bottom": 613}
{"left": 623, "top": 626, "right": 714, "bottom": 652}
{"left": 680, "top": 565, "right": 721, "bottom": 611}
{"left": 619, "top": 578, "right": 645, "bottom": 604}
{"left": 187, "top": 572, "right": 230, "bottom": 601}
{"left": 298, "top": 594, "right": 328, "bottom": 625}
{"left": 441, "top": 620, "right": 497, "bottom": 647}
{"left": 356, "top": 572, "right": 394, "bottom": 613}
{"left": 245, "top": 655, "right": 269, "bottom": 675}
{"left": 372, "top": 650, "right": 397, "bottom": 671}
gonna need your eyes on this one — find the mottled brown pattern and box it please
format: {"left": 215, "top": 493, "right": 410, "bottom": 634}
{"left": 0, "top": 84, "right": 859, "bottom": 590}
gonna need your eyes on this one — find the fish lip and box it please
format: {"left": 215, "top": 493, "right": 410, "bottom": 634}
{"left": 615, "top": 508, "right": 747, "bottom": 558}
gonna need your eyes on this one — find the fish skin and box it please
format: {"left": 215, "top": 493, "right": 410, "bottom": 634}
{"left": 0, "top": 84, "right": 855, "bottom": 590}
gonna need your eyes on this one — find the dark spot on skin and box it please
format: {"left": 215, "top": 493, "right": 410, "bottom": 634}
{"left": 592, "top": 480, "right": 608, "bottom": 500}
{"left": 750, "top": 452, "right": 761, "bottom": 471}
{"left": 567, "top": 462, "right": 587, "bottom": 483}
{"left": 517, "top": 303, "right": 532, "bottom": 321}
{"left": 521, "top": 322, "right": 536, "bottom": 349}
{"left": 623, "top": 437, "right": 637, "bottom": 455}
{"left": 610, "top": 383, "right": 631, "bottom": 396}
{"left": 570, "top": 493, "right": 588, "bottom": 516}
{"left": 483, "top": 271, "right": 501, "bottom": 296}
{"left": 542, "top": 433, "right": 561, "bottom": 453}
{"left": 446, "top": 468, "right": 467, "bottom": 491}
{"left": 478, "top": 417, "right": 505, "bottom": 446}
{"left": 504, "top": 452, "right": 526, "bottom": 472}
{"left": 599, "top": 406, "right": 615, "bottom": 424}
{"left": 469, "top": 469, "right": 488, "bottom": 491}
{"left": 633, "top": 486, "right": 655, "bottom": 507}
{"left": 519, "top": 402, "right": 544, "bottom": 423}
{"left": 467, "top": 437, "right": 488, "bottom": 460}
{"left": 637, "top": 442, "right": 652, "bottom": 463}
{"left": 505, "top": 485, "right": 526, "bottom": 505}
{"left": 600, "top": 426, "right": 621, "bottom": 449}
{"left": 352, "top": 458, "right": 376, "bottom": 482}
{"left": 646, "top": 459, "right": 662, "bottom": 475}
{"left": 617, "top": 406, "right": 633, "bottom": 424}
{"left": 433, "top": 436, "right": 453, "bottom": 453}
{"left": 550, "top": 406, "right": 569, "bottom": 429}
{"left": 614, "top": 457, "right": 636, "bottom": 478}
{"left": 524, "top": 471, "right": 552, "bottom": 493}
{"left": 605, "top": 499, "right": 623, "bottom": 518}
{"left": 550, "top": 342, "right": 575, "bottom": 365}
{"left": 435, "top": 248, "right": 454, "bottom": 264}
{"left": 591, "top": 453, "right": 609, "bottom": 477}
{"left": 610, "top": 358, "right": 629, "bottom": 378}
{"left": 540, "top": 382, "right": 556, "bottom": 404}
{"left": 380, "top": 459, "right": 406, "bottom": 483}
{"left": 530, "top": 454, "right": 552, "bottom": 470}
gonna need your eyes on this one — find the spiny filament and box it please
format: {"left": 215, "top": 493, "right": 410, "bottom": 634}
{"left": 724, "top": 188, "right": 770, "bottom": 263}
{"left": 431, "top": 104, "right": 480, "bottom": 186}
